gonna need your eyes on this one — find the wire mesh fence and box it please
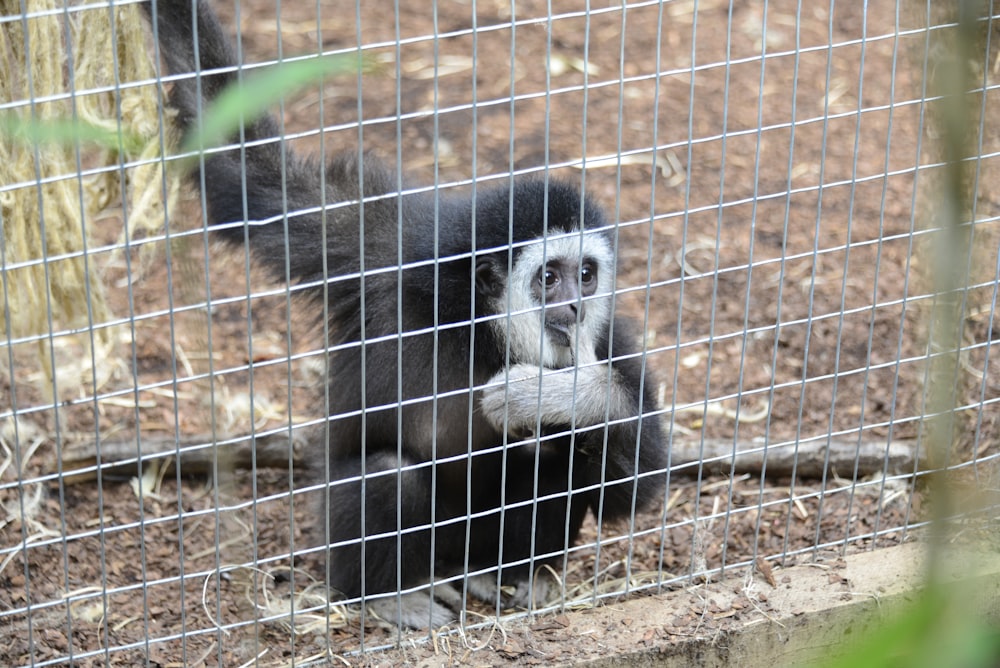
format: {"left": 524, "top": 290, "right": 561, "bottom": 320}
{"left": 1, "top": 0, "right": 998, "bottom": 665}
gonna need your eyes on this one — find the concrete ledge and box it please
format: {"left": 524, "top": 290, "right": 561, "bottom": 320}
{"left": 556, "top": 542, "right": 1000, "bottom": 667}
{"left": 381, "top": 541, "right": 999, "bottom": 665}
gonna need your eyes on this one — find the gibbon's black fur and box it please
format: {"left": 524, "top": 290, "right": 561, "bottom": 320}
{"left": 145, "top": 0, "right": 667, "bottom": 628}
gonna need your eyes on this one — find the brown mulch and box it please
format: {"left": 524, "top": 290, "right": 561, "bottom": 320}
{"left": 2, "top": 1, "right": 998, "bottom": 666}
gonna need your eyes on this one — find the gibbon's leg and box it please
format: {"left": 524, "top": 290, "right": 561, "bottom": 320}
{"left": 319, "top": 451, "right": 460, "bottom": 628}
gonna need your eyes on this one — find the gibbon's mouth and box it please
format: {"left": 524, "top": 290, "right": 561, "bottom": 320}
{"left": 546, "top": 323, "right": 574, "bottom": 348}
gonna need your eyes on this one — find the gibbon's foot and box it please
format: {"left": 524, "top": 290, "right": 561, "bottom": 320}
{"left": 367, "top": 584, "right": 463, "bottom": 629}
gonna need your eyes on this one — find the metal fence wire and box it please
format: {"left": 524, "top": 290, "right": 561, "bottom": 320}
{"left": 1, "top": 0, "right": 998, "bottom": 665}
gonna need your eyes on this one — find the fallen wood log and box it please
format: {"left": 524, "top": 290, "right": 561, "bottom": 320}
{"left": 666, "top": 436, "right": 924, "bottom": 479}
{"left": 59, "top": 427, "right": 922, "bottom": 484}
{"left": 59, "top": 428, "right": 311, "bottom": 483}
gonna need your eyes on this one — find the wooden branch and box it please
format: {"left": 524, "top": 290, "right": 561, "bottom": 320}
{"left": 667, "top": 436, "right": 924, "bottom": 479}
{"left": 60, "top": 429, "right": 310, "bottom": 484}
{"left": 60, "top": 427, "right": 922, "bottom": 485}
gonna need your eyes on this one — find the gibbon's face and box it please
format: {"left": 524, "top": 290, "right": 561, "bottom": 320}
{"left": 500, "top": 230, "right": 615, "bottom": 368}
{"left": 532, "top": 255, "right": 599, "bottom": 347}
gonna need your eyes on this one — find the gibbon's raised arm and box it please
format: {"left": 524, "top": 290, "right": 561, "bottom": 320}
{"left": 145, "top": 0, "right": 667, "bottom": 630}
{"left": 147, "top": 0, "right": 371, "bottom": 293}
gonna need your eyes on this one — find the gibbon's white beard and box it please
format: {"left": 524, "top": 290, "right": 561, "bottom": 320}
{"left": 494, "top": 230, "right": 615, "bottom": 369}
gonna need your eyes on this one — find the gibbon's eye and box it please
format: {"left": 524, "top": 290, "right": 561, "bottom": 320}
{"left": 540, "top": 266, "right": 559, "bottom": 288}
{"left": 581, "top": 262, "right": 596, "bottom": 285}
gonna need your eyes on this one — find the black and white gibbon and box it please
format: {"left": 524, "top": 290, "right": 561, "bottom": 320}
{"left": 144, "top": 0, "right": 667, "bottom": 628}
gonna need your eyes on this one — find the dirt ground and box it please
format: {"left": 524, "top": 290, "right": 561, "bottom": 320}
{"left": 2, "top": 0, "right": 999, "bottom": 666}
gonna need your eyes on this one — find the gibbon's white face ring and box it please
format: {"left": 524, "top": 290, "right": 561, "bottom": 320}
{"left": 497, "top": 230, "right": 615, "bottom": 368}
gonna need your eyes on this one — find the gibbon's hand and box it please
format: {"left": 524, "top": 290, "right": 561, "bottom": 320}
{"left": 480, "top": 361, "right": 616, "bottom": 437}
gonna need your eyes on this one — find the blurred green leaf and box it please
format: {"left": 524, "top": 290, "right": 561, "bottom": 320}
{"left": 0, "top": 113, "right": 144, "bottom": 153}
{"left": 816, "top": 586, "right": 1000, "bottom": 668}
{"left": 0, "top": 53, "right": 364, "bottom": 158}
{"left": 182, "top": 53, "right": 364, "bottom": 154}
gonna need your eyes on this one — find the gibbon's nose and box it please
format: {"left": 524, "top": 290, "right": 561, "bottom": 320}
{"left": 559, "top": 296, "right": 585, "bottom": 322}
{"left": 546, "top": 302, "right": 583, "bottom": 338}
{"left": 546, "top": 272, "right": 583, "bottom": 319}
